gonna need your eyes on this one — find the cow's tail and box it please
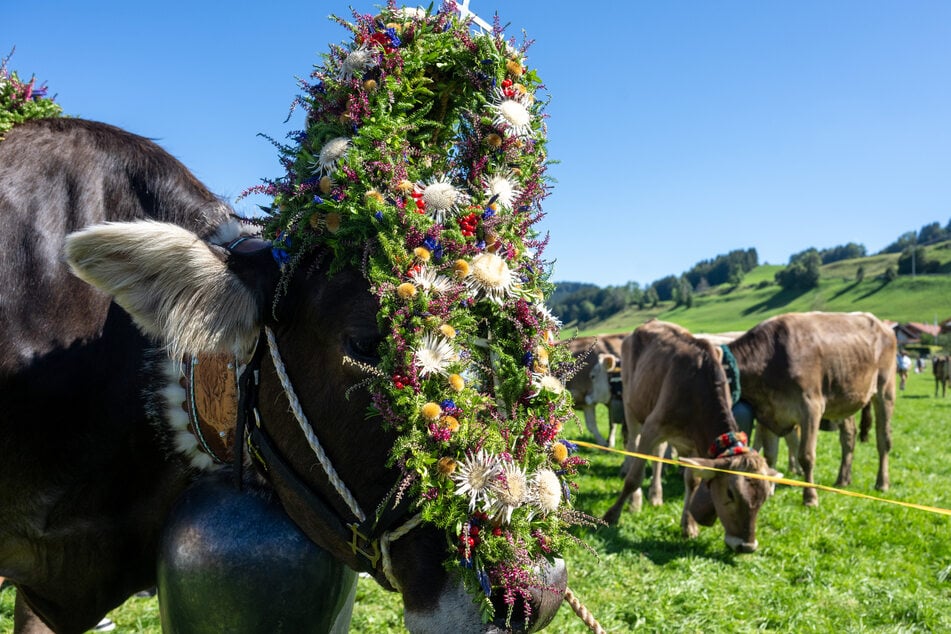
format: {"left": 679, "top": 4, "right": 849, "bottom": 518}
{"left": 858, "top": 403, "right": 873, "bottom": 443}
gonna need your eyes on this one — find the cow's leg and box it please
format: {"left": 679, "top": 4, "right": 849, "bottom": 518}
{"left": 13, "top": 592, "right": 55, "bottom": 634}
{"left": 680, "top": 468, "right": 702, "bottom": 539}
{"left": 784, "top": 426, "right": 803, "bottom": 475}
{"left": 604, "top": 417, "right": 660, "bottom": 523}
{"left": 606, "top": 421, "right": 617, "bottom": 448}
{"left": 582, "top": 404, "right": 607, "bottom": 446}
{"left": 835, "top": 415, "right": 856, "bottom": 487}
{"left": 797, "top": 400, "right": 823, "bottom": 507}
{"left": 873, "top": 389, "right": 893, "bottom": 492}
{"left": 755, "top": 426, "right": 781, "bottom": 470}
{"left": 647, "top": 441, "right": 666, "bottom": 507}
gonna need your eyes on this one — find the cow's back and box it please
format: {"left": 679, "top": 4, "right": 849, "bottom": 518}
{"left": 621, "top": 321, "right": 726, "bottom": 431}
{"left": 0, "top": 118, "right": 231, "bottom": 374}
{"left": 731, "top": 312, "right": 896, "bottom": 423}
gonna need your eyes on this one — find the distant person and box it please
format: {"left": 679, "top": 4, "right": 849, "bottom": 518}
{"left": 898, "top": 351, "right": 912, "bottom": 390}
{"left": 916, "top": 356, "right": 926, "bottom": 373}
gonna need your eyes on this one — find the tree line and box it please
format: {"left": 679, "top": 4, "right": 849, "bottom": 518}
{"left": 551, "top": 217, "right": 951, "bottom": 326}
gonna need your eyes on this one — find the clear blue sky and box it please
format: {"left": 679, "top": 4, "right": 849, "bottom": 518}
{"left": 6, "top": 1, "right": 950, "bottom": 287}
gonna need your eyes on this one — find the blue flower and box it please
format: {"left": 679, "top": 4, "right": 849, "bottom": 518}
{"left": 523, "top": 351, "right": 534, "bottom": 367}
{"left": 312, "top": 195, "right": 323, "bottom": 204}
{"left": 385, "top": 27, "right": 401, "bottom": 48}
{"left": 374, "top": 211, "right": 384, "bottom": 222}
{"left": 440, "top": 399, "right": 456, "bottom": 411}
{"left": 559, "top": 439, "right": 578, "bottom": 454}
{"left": 477, "top": 569, "right": 492, "bottom": 597}
{"left": 475, "top": 240, "right": 486, "bottom": 250}
{"left": 423, "top": 236, "right": 438, "bottom": 251}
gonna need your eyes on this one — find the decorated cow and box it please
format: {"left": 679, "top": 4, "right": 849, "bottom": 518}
{"left": 1, "top": 6, "right": 599, "bottom": 633}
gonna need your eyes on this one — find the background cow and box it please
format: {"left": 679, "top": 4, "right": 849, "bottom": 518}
{"left": 603, "top": 321, "right": 775, "bottom": 553}
{"left": 934, "top": 355, "right": 950, "bottom": 397}
{"left": 563, "top": 334, "right": 625, "bottom": 446}
{"left": 727, "top": 312, "right": 897, "bottom": 506}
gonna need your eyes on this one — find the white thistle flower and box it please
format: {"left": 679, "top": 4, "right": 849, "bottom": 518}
{"left": 487, "top": 461, "right": 528, "bottom": 525}
{"left": 338, "top": 45, "right": 377, "bottom": 80}
{"left": 410, "top": 266, "right": 453, "bottom": 295}
{"left": 483, "top": 173, "right": 522, "bottom": 209}
{"left": 531, "top": 373, "right": 564, "bottom": 396}
{"left": 487, "top": 88, "right": 534, "bottom": 138}
{"left": 466, "top": 252, "right": 517, "bottom": 304}
{"left": 453, "top": 449, "right": 502, "bottom": 512}
{"left": 528, "top": 468, "right": 562, "bottom": 518}
{"left": 419, "top": 176, "right": 468, "bottom": 224}
{"left": 414, "top": 333, "right": 455, "bottom": 377}
{"left": 533, "top": 302, "right": 563, "bottom": 328}
{"left": 312, "top": 137, "right": 350, "bottom": 176}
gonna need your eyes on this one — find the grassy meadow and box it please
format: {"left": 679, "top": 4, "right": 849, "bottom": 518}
{"left": 3, "top": 370, "right": 951, "bottom": 633}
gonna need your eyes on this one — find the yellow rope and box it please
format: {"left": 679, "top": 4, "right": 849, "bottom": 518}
{"left": 569, "top": 439, "right": 951, "bottom": 517}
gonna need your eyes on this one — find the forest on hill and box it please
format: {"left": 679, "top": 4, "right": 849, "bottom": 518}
{"left": 551, "top": 218, "right": 951, "bottom": 343}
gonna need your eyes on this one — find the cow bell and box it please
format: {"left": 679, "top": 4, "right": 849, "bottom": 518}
{"left": 157, "top": 471, "right": 357, "bottom": 633}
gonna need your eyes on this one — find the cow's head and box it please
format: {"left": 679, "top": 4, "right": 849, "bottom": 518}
{"left": 682, "top": 452, "right": 777, "bottom": 553}
{"left": 585, "top": 353, "right": 616, "bottom": 406}
{"left": 64, "top": 220, "right": 568, "bottom": 632}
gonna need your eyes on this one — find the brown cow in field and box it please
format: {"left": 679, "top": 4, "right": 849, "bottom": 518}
{"left": 934, "top": 355, "right": 950, "bottom": 397}
{"left": 563, "top": 334, "right": 625, "bottom": 446}
{"left": 727, "top": 312, "right": 897, "bottom": 506}
{"left": 603, "top": 321, "right": 775, "bottom": 553}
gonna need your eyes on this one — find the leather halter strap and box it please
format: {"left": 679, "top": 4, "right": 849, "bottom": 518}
{"left": 237, "top": 329, "right": 416, "bottom": 587}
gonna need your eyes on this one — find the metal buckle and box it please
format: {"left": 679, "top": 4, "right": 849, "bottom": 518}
{"left": 349, "top": 523, "right": 381, "bottom": 569}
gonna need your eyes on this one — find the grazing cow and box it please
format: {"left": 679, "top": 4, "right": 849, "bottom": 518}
{"left": 0, "top": 119, "right": 566, "bottom": 633}
{"left": 564, "top": 335, "right": 624, "bottom": 446}
{"left": 726, "top": 312, "right": 897, "bottom": 507}
{"left": 934, "top": 355, "right": 950, "bottom": 397}
{"left": 602, "top": 321, "right": 775, "bottom": 553}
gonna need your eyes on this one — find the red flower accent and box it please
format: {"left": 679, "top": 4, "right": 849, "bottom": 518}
{"left": 459, "top": 212, "right": 479, "bottom": 237}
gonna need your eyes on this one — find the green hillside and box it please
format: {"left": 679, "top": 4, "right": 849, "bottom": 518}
{"left": 569, "top": 243, "right": 951, "bottom": 337}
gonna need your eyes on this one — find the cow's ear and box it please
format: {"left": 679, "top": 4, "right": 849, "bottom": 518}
{"left": 65, "top": 220, "right": 276, "bottom": 359}
{"left": 680, "top": 456, "right": 718, "bottom": 481}
{"left": 599, "top": 353, "right": 617, "bottom": 371}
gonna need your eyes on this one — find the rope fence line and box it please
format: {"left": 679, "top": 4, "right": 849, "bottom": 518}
{"left": 569, "top": 439, "right": 951, "bottom": 518}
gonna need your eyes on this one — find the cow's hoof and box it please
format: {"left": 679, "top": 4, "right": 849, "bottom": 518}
{"left": 628, "top": 490, "right": 643, "bottom": 513}
{"left": 648, "top": 493, "right": 664, "bottom": 507}
{"left": 875, "top": 480, "right": 889, "bottom": 492}
{"left": 603, "top": 505, "right": 622, "bottom": 526}
{"left": 803, "top": 491, "right": 819, "bottom": 507}
{"left": 681, "top": 522, "right": 699, "bottom": 539}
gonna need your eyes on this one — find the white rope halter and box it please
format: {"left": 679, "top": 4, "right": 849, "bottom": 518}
{"left": 264, "top": 325, "right": 422, "bottom": 590}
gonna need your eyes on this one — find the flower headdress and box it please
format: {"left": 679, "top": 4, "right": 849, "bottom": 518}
{"left": 0, "top": 51, "right": 63, "bottom": 140}
{"left": 252, "top": 2, "right": 590, "bottom": 622}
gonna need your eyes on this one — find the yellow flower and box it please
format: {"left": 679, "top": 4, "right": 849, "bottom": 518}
{"left": 437, "top": 457, "right": 457, "bottom": 477}
{"left": 551, "top": 443, "right": 568, "bottom": 464}
{"left": 448, "top": 373, "right": 465, "bottom": 392}
{"left": 363, "top": 79, "right": 378, "bottom": 91}
{"left": 453, "top": 259, "right": 470, "bottom": 278}
{"left": 506, "top": 59, "right": 524, "bottom": 77}
{"left": 414, "top": 247, "right": 431, "bottom": 262}
{"left": 325, "top": 212, "right": 341, "bottom": 234}
{"left": 441, "top": 416, "right": 459, "bottom": 432}
{"left": 397, "top": 282, "right": 417, "bottom": 299}
{"left": 535, "top": 345, "right": 549, "bottom": 367}
{"left": 439, "top": 324, "right": 456, "bottom": 339}
{"left": 421, "top": 402, "right": 442, "bottom": 422}
{"left": 395, "top": 179, "right": 415, "bottom": 194}
{"left": 485, "top": 133, "right": 503, "bottom": 148}
{"left": 365, "top": 189, "right": 384, "bottom": 204}
{"left": 319, "top": 175, "right": 334, "bottom": 194}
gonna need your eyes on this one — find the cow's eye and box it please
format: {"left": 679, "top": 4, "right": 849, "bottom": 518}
{"left": 347, "top": 334, "right": 383, "bottom": 364}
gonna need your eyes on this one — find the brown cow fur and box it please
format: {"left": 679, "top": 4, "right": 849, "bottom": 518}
{"left": 728, "top": 312, "right": 897, "bottom": 506}
{"left": 603, "top": 321, "right": 774, "bottom": 553}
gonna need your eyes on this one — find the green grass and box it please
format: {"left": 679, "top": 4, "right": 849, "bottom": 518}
{"left": 4, "top": 371, "right": 951, "bottom": 633}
